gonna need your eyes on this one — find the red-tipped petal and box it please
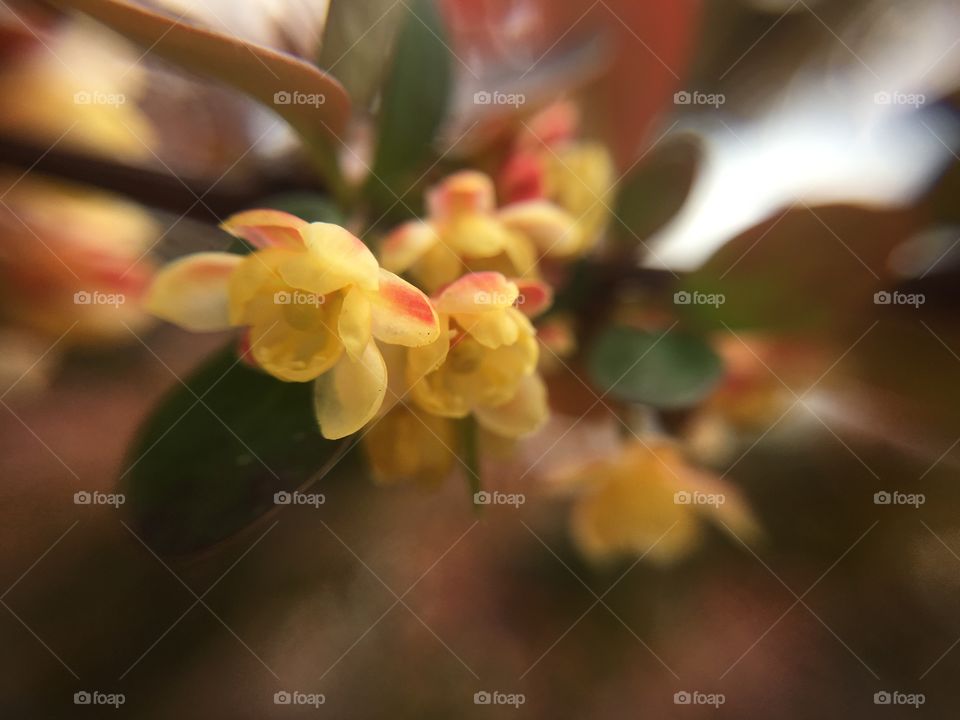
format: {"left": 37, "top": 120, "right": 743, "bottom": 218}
{"left": 221, "top": 209, "right": 307, "bottom": 249}
{"left": 369, "top": 269, "right": 440, "bottom": 347}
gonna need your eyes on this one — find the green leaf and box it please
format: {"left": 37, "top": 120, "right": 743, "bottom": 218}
{"left": 318, "top": 0, "right": 406, "bottom": 110}
{"left": 679, "top": 205, "right": 914, "bottom": 332}
{"left": 366, "top": 0, "right": 451, "bottom": 210}
{"left": 122, "top": 346, "right": 347, "bottom": 556}
{"left": 50, "top": 0, "right": 350, "bottom": 194}
{"left": 261, "top": 192, "right": 345, "bottom": 224}
{"left": 615, "top": 134, "right": 700, "bottom": 247}
{"left": 587, "top": 326, "right": 723, "bottom": 409}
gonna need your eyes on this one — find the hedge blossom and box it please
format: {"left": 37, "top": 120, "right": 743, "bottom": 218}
{"left": 146, "top": 210, "right": 439, "bottom": 439}
{"left": 380, "top": 171, "right": 575, "bottom": 292}
{"left": 363, "top": 271, "right": 552, "bottom": 486}
{"left": 498, "top": 101, "right": 615, "bottom": 257}
{"left": 407, "top": 271, "right": 551, "bottom": 437}
{"left": 561, "top": 439, "right": 758, "bottom": 563}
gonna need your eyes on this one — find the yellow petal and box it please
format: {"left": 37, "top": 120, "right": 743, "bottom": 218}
{"left": 220, "top": 209, "right": 307, "bottom": 249}
{"left": 314, "top": 341, "right": 387, "bottom": 439}
{"left": 369, "top": 269, "right": 439, "bottom": 347}
{"left": 146, "top": 252, "right": 241, "bottom": 332}
{"left": 364, "top": 406, "right": 457, "bottom": 488}
{"left": 453, "top": 309, "right": 520, "bottom": 349}
{"left": 571, "top": 460, "right": 701, "bottom": 564}
{"left": 282, "top": 223, "right": 379, "bottom": 294}
{"left": 547, "top": 143, "right": 614, "bottom": 252}
{"left": 443, "top": 214, "right": 512, "bottom": 258}
{"left": 406, "top": 316, "right": 451, "bottom": 385}
{"left": 427, "top": 171, "right": 496, "bottom": 218}
{"left": 474, "top": 373, "right": 548, "bottom": 438}
{"left": 249, "top": 304, "right": 344, "bottom": 382}
{"left": 380, "top": 221, "right": 439, "bottom": 274}
{"left": 434, "top": 272, "right": 518, "bottom": 315}
{"left": 498, "top": 200, "right": 581, "bottom": 257}
{"left": 501, "top": 230, "right": 540, "bottom": 278}
{"left": 338, "top": 287, "right": 372, "bottom": 361}
{"left": 227, "top": 249, "right": 293, "bottom": 325}
{"left": 410, "top": 242, "right": 464, "bottom": 293}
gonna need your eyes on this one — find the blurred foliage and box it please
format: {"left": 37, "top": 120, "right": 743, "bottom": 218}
{"left": 365, "top": 0, "right": 452, "bottom": 216}
{"left": 123, "top": 345, "right": 346, "bottom": 555}
{"left": 317, "top": 0, "right": 405, "bottom": 111}
{"left": 588, "top": 326, "right": 723, "bottom": 409}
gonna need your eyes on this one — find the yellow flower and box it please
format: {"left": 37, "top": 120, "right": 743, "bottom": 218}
{"left": 0, "top": 172, "right": 158, "bottom": 345}
{"left": 380, "top": 171, "right": 574, "bottom": 292}
{"left": 405, "top": 271, "right": 551, "bottom": 439}
{"left": 146, "top": 210, "right": 440, "bottom": 439}
{"left": 0, "top": 22, "right": 156, "bottom": 162}
{"left": 364, "top": 402, "right": 458, "bottom": 489}
{"left": 498, "top": 102, "right": 615, "bottom": 257}
{"left": 562, "top": 439, "right": 759, "bottom": 564}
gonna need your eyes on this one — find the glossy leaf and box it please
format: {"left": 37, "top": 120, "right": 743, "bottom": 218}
{"left": 318, "top": 0, "right": 405, "bottom": 110}
{"left": 366, "top": 0, "right": 451, "bottom": 210}
{"left": 615, "top": 134, "right": 701, "bottom": 246}
{"left": 123, "top": 346, "right": 347, "bottom": 556}
{"left": 588, "top": 326, "right": 723, "bottom": 408}
{"left": 679, "top": 205, "right": 916, "bottom": 332}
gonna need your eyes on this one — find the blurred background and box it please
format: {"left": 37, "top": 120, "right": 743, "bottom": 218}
{"left": 1, "top": 0, "right": 959, "bottom": 716}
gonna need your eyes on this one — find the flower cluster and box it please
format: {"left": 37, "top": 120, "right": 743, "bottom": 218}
{"left": 146, "top": 163, "right": 582, "bottom": 458}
